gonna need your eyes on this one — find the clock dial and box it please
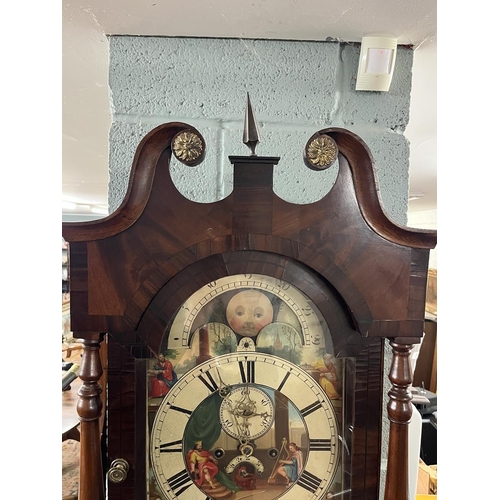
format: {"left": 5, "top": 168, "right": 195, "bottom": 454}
{"left": 147, "top": 273, "right": 347, "bottom": 500}
{"left": 219, "top": 384, "right": 275, "bottom": 441}
{"left": 150, "top": 352, "right": 340, "bottom": 500}
{"left": 166, "top": 274, "right": 329, "bottom": 351}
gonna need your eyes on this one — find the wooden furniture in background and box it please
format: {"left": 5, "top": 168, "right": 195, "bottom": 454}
{"left": 62, "top": 339, "right": 107, "bottom": 499}
{"left": 413, "top": 319, "right": 437, "bottom": 393}
{"left": 63, "top": 342, "right": 83, "bottom": 358}
{"left": 425, "top": 269, "right": 437, "bottom": 317}
{"left": 417, "top": 459, "right": 437, "bottom": 495}
{"left": 62, "top": 376, "right": 82, "bottom": 442}
{"left": 62, "top": 122, "right": 437, "bottom": 500}
{"left": 416, "top": 268, "right": 437, "bottom": 393}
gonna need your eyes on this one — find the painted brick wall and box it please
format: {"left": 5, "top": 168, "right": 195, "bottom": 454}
{"left": 107, "top": 35, "right": 415, "bottom": 496}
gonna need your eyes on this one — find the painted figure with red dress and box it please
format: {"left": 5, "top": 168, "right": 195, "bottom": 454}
{"left": 186, "top": 441, "right": 219, "bottom": 489}
{"left": 148, "top": 353, "right": 178, "bottom": 398}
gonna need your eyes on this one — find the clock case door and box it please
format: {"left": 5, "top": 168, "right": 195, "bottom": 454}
{"left": 133, "top": 252, "right": 379, "bottom": 500}
{"left": 62, "top": 122, "right": 436, "bottom": 500}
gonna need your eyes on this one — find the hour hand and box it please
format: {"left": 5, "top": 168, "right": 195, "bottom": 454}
{"left": 219, "top": 384, "right": 231, "bottom": 398}
{"left": 216, "top": 368, "right": 231, "bottom": 398}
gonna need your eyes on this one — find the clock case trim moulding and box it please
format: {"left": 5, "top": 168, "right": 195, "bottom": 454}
{"left": 62, "top": 121, "right": 437, "bottom": 500}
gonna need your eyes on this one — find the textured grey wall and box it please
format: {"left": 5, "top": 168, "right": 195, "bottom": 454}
{"left": 108, "top": 36, "right": 412, "bottom": 225}
{"left": 108, "top": 35, "right": 414, "bottom": 496}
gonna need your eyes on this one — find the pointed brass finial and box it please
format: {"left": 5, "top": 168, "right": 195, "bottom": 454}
{"left": 243, "top": 93, "right": 261, "bottom": 156}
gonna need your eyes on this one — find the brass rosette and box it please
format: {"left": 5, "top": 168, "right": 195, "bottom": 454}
{"left": 304, "top": 133, "right": 338, "bottom": 171}
{"left": 171, "top": 129, "right": 206, "bottom": 166}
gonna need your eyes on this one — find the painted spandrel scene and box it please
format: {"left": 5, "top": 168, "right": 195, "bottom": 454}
{"left": 146, "top": 275, "right": 351, "bottom": 499}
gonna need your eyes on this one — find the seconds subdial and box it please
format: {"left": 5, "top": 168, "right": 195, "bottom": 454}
{"left": 220, "top": 385, "right": 274, "bottom": 441}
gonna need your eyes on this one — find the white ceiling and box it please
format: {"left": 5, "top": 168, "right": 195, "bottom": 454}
{"left": 62, "top": 0, "right": 437, "bottom": 218}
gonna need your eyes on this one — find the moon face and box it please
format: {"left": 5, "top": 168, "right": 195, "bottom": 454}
{"left": 226, "top": 290, "right": 274, "bottom": 337}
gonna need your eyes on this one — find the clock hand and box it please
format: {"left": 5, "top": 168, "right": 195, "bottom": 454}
{"left": 223, "top": 400, "right": 254, "bottom": 442}
{"left": 216, "top": 367, "right": 231, "bottom": 398}
{"left": 220, "top": 384, "right": 275, "bottom": 442}
{"left": 217, "top": 386, "right": 250, "bottom": 441}
{"left": 251, "top": 411, "right": 272, "bottom": 419}
{"left": 233, "top": 387, "right": 258, "bottom": 417}
{"left": 216, "top": 385, "right": 251, "bottom": 442}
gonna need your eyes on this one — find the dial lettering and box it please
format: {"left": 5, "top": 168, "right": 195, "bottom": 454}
{"left": 296, "top": 469, "right": 322, "bottom": 493}
{"left": 302, "top": 304, "right": 312, "bottom": 316}
{"left": 238, "top": 359, "right": 255, "bottom": 383}
{"left": 261, "top": 414, "right": 272, "bottom": 427}
{"left": 167, "top": 403, "right": 193, "bottom": 415}
{"left": 197, "top": 372, "right": 218, "bottom": 393}
{"left": 166, "top": 469, "right": 193, "bottom": 496}
{"left": 158, "top": 439, "right": 183, "bottom": 453}
{"left": 276, "top": 370, "right": 291, "bottom": 392}
{"left": 309, "top": 439, "right": 333, "bottom": 451}
{"left": 278, "top": 280, "right": 290, "bottom": 290}
{"left": 311, "top": 333, "right": 321, "bottom": 345}
{"left": 300, "top": 400, "right": 323, "bottom": 417}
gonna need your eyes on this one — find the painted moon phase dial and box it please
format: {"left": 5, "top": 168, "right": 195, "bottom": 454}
{"left": 167, "top": 273, "right": 329, "bottom": 350}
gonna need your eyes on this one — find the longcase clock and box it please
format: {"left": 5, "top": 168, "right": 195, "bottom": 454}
{"left": 62, "top": 101, "right": 436, "bottom": 500}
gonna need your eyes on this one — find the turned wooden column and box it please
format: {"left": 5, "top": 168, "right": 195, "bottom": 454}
{"left": 384, "top": 341, "right": 415, "bottom": 500}
{"left": 77, "top": 332, "right": 106, "bottom": 500}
